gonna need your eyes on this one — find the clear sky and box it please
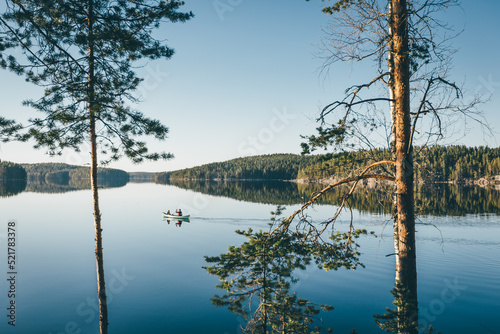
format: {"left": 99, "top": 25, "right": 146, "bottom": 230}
{"left": 0, "top": 0, "right": 499, "bottom": 172}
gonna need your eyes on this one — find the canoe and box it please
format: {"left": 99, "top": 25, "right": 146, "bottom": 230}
{"left": 163, "top": 212, "right": 190, "bottom": 221}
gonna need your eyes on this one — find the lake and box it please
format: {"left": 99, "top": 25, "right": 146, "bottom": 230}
{"left": 0, "top": 180, "right": 499, "bottom": 333}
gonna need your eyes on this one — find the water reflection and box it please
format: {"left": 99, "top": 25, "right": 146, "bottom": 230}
{"left": 166, "top": 179, "right": 301, "bottom": 205}
{"left": 374, "top": 259, "right": 454, "bottom": 334}
{"left": 6, "top": 176, "right": 499, "bottom": 217}
{"left": 375, "top": 282, "right": 427, "bottom": 334}
{"left": 0, "top": 179, "right": 27, "bottom": 197}
{"left": 164, "top": 179, "right": 500, "bottom": 216}
{"left": 1, "top": 182, "right": 496, "bottom": 332}
{"left": 204, "top": 207, "right": 368, "bottom": 333}
{"left": 2, "top": 175, "right": 129, "bottom": 195}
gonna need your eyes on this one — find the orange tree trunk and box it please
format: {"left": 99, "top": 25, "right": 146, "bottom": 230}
{"left": 391, "top": 0, "right": 418, "bottom": 333}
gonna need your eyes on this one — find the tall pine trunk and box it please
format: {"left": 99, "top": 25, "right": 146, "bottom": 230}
{"left": 88, "top": 0, "right": 108, "bottom": 332}
{"left": 391, "top": 0, "right": 418, "bottom": 333}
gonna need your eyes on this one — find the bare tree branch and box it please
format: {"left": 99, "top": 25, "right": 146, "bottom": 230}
{"left": 276, "top": 160, "right": 396, "bottom": 233}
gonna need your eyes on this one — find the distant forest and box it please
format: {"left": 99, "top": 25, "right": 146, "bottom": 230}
{"left": 0, "top": 161, "right": 27, "bottom": 181}
{"left": 155, "top": 146, "right": 500, "bottom": 183}
{"left": 154, "top": 154, "right": 321, "bottom": 182}
{"left": 21, "top": 162, "right": 128, "bottom": 183}
{"left": 3, "top": 145, "right": 500, "bottom": 187}
{"left": 298, "top": 145, "right": 500, "bottom": 182}
{"left": 0, "top": 162, "right": 129, "bottom": 195}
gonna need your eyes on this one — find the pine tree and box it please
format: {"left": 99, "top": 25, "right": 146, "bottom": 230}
{"left": 204, "top": 226, "right": 358, "bottom": 333}
{"left": 4, "top": 1, "right": 193, "bottom": 332}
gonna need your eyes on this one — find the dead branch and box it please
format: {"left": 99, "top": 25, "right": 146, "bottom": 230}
{"left": 320, "top": 72, "right": 392, "bottom": 123}
{"left": 276, "top": 160, "right": 396, "bottom": 233}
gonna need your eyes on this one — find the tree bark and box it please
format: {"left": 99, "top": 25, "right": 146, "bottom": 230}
{"left": 88, "top": 0, "right": 108, "bottom": 333}
{"left": 388, "top": 0, "right": 400, "bottom": 284}
{"left": 391, "top": 0, "right": 418, "bottom": 333}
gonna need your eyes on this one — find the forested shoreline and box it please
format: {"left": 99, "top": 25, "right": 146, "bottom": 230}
{"left": 155, "top": 146, "right": 500, "bottom": 185}
{"left": 298, "top": 145, "right": 500, "bottom": 183}
{"left": 21, "top": 163, "right": 129, "bottom": 182}
{"left": 154, "top": 154, "right": 321, "bottom": 183}
{"left": 3, "top": 145, "right": 500, "bottom": 186}
{"left": 1, "top": 161, "right": 129, "bottom": 193}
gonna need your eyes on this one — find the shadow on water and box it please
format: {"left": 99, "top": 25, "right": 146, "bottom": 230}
{"left": 162, "top": 179, "right": 500, "bottom": 217}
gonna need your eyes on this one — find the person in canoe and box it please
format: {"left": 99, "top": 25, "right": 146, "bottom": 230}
{"left": 165, "top": 210, "right": 172, "bottom": 224}
{"left": 175, "top": 209, "right": 183, "bottom": 225}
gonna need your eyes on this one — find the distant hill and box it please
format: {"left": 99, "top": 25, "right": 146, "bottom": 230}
{"left": 21, "top": 162, "right": 129, "bottom": 180}
{"left": 155, "top": 146, "right": 500, "bottom": 184}
{"left": 19, "top": 162, "right": 129, "bottom": 193}
{"left": 154, "top": 154, "right": 322, "bottom": 183}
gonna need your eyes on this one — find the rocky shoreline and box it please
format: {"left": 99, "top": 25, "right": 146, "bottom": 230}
{"left": 294, "top": 175, "right": 500, "bottom": 190}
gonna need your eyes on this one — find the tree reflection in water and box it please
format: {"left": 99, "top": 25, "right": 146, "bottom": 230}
{"left": 166, "top": 179, "right": 500, "bottom": 217}
{"left": 0, "top": 179, "right": 27, "bottom": 197}
{"left": 374, "top": 262, "right": 442, "bottom": 334}
{"left": 205, "top": 206, "right": 368, "bottom": 333}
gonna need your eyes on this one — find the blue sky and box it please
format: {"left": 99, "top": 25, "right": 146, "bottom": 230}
{"left": 0, "top": 0, "right": 499, "bottom": 172}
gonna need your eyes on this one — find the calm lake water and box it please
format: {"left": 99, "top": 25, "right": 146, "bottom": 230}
{"left": 0, "top": 181, "right": 499, "bottom": 333}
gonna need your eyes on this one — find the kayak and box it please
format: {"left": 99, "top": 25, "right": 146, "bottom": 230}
{"left": 163, "top": 212, "right": 190, "bottom": 221}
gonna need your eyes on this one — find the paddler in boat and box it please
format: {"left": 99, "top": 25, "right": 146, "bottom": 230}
{"left": 175, "top": 209, "right": 183, "bottom": 226}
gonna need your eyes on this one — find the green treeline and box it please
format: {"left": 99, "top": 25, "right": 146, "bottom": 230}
{"left": 22, "top": 163, "right": 129, "bottom": 193}
{"left": 155, "top": 154, "right": 321, "bottom": 182}
{"left": 156, "top": 146, "right": 500, "bottom": 183}
{"left": 297, "top": 149, "right": 392, "bottom": 180}
{"left": 22, "top": 163, "right": 128, "bottom": 181}
{"left": 1, "top": 162, "right": 130, "bottom": 195}
{"left": 298, "top": 145, "right": 500, "bottom": 182}
{"left": 414, "top": 145, "right": 500, "bottom": 182}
